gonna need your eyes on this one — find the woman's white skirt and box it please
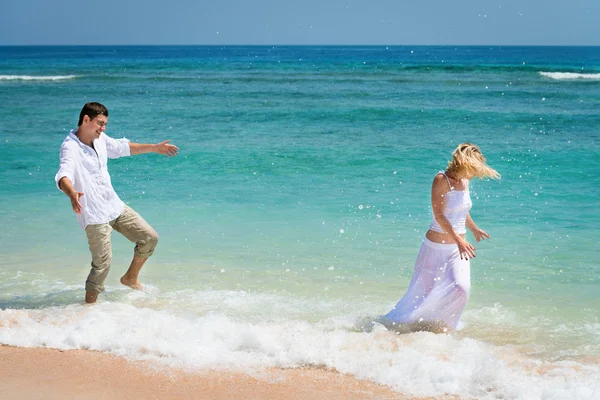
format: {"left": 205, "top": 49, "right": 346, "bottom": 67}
{"left": 380, "top": 238, "right": 471, "bottom": 331}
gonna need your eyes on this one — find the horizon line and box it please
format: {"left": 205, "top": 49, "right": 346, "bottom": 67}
{"left": 1, "top": 43, "right": 600, "bottom": 48}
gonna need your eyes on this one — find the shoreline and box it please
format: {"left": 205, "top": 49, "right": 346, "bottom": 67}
{"left": 0, "top": 345, "right": 434, "bottom": 400}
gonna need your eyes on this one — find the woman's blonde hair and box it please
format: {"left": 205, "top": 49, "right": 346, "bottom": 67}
{"left": 447, "top": 143, "right": 500, "bottom": 180}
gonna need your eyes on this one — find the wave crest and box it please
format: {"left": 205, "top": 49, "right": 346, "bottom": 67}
{"left": 540, "top": 72, "right": 600, "bottom": 81}
{"left": 0, "top": 75, "right": 78, "bottom": 81}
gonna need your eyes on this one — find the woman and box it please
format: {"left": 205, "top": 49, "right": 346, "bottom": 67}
{"left": 377, "top": 143, "right": 500, "bottom": 333}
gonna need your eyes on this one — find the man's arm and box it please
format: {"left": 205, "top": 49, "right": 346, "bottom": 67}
{"left": 58, "top": 177, "right": 84, "bottom": 215}
{"left": 129, "top": 140, "right": 179, "bottom": 157}
{"left": 56, "top": 144, "right": 84, "bottom": 214}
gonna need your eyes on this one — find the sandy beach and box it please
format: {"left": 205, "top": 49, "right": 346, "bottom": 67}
{"left": 0, "top": 345, "right": 425, "bottom": 400}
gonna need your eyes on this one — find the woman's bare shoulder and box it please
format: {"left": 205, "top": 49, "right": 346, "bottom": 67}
{"left": 432, "top": 173, "right": 451, "bottom": 192}
{"left": 432, "top": 172, "right": 447, "bottom": 184}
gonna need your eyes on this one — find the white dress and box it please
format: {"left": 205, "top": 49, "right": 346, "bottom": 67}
{"left": 378, "top": 173, "right": 472, "bottom": 332}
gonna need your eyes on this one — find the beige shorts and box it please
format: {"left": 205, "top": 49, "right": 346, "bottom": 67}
{"left": 84, "top": 205, "right": 158, "bottom": 294}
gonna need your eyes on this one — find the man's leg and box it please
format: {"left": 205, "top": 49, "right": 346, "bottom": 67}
{"left": 112, "top": 205, "right": 159, "bottom": 290}
{"left": 84, "top": 223, "right": 113, "bottom": 303}
{"left": 120, "top": 255, "right": 146, "bottom": 289}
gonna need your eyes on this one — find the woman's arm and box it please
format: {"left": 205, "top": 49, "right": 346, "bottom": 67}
{"left": 466, "top": 213, "right": 490, "bottom": 242}
{"left": 431, "top": 175, "right": 460, "bottom": 241}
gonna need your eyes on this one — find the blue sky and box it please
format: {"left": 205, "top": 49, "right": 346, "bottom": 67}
{"left": 1, "top": 0, "right": 599, "bottom": 45}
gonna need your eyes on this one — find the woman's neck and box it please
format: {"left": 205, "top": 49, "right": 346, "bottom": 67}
{"left": 445, "top": 170, "right": 461, "bottom": 181}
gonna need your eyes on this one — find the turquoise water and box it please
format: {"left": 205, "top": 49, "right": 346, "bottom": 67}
{"left": 1, "top": 46, "right": 599, "bottom": 398}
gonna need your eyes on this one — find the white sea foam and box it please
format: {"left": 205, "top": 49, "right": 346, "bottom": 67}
{"left": 1, "top": 302, "right": 599, "bottom": 399}
{"left": 0, "top": 75, "right": 78, "bottom": 81}
{"left": 539, "top": 72, "right": 600, "bottom": 80}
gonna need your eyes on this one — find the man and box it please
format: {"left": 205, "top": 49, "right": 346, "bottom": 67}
{"left": 55, "top": 102, "right": 178, "bottom": 303}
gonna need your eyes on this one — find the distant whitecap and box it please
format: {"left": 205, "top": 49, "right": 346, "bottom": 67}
{"left": 0, "top": 75, "right": 78, "bottom": 81}
{"left": 539, "top": 72, "right": 600, "bottom": 80}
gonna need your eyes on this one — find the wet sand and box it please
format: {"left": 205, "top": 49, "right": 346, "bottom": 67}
{"left": 0, "top": 345, "right": 430, "bottom": 400}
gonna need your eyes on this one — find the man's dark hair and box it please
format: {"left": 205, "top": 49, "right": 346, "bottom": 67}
{"left": 78, "top": 102, "right": 109, "bottom": 126}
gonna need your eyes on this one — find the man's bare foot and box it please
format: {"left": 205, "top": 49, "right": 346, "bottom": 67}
{"left": 120, "top": 276, "right": 143, "bottom": 290}
{"left": 85, "top": 291, "right": 98, "bottom": 304}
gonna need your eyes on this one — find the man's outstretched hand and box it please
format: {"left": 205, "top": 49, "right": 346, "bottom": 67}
{"left": 156, "top": 140, "right": 179, "bottom": 157}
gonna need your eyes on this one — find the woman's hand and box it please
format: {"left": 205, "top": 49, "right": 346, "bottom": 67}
{"left": 455, "top": 236, "right": 476, "bottom": 260}
{"left": 470, "top": 227, "right": 490, "bottom": 243}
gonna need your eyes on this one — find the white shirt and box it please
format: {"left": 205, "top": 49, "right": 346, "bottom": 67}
{"left": 55, "top": 129, "right": 131, "bottom": 229}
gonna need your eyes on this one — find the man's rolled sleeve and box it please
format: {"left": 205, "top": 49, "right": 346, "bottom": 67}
{"left": 105, "top": 134, "right": 131, "bottom": 159}
{"left": 55, "top": 145, "right": 76, "bottom": 190}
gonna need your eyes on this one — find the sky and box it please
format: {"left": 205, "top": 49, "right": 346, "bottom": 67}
{"left": 1, "top": 0, "right": 599, "bottom": 46}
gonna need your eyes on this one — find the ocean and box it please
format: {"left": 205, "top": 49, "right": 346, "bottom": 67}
{"left": 1, "top": 45, "right": 599, "bottom": 399}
